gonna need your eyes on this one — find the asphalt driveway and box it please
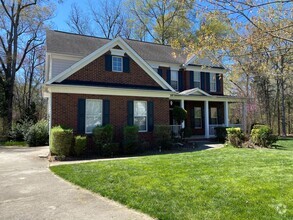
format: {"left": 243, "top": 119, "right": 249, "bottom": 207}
{"left": 0, "top": 146, "right": 153, "bottom": 220}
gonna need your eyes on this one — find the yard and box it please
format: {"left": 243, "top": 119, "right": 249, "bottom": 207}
{"left": 50, "top": 139, "right": 293, "bottom": 220}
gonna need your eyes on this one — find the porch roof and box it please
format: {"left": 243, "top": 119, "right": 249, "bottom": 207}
{"left": 171, "top": 92, "right": 246, "bottom": 102}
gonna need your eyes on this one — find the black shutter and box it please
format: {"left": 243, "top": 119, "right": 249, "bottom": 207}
{"left": 147, "top": 101, "right": 154, "bottom": 132}
{"left": 166, "top": 69, "right": 171, "bottom": 84}
{"left": 105, "top": 55, "right": 112, "bottom": 71}
{"left": 77, "top": 99, "right": 86, "bottom": 134}
{"left": 127, "top": 101, "right": 134, "bottom": 126}
{"left": 200, "top": 72, "right": 205, "bottom": 91}
{"left": 178, "top": 71, "right": 184, "bottom": 91}
{"left": 216, "top": 73, "right": 221, "bottom": 93}
{"left": 157, "top": 68, "right": 163, "bottom": 77}
{"left": 102, "top": 100, "right": 110, "bottom": 125}
{"left": 190, "top": 107, "right": 195, "bottom": 128}
{"left": 123, "top": 56, "right": 130, "bottom": 73}
{"left": 190, "top": 71, "right": 194, "bottom": 89}
{"left": 206, "top": 72, "right": 210, "bottom": 92}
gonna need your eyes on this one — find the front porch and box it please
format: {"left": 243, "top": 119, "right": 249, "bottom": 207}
{"left": 169, "top": 89, "right": 246, "bottom": 138}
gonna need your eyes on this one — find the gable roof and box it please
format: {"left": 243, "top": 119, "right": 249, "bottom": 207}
{"left": 179, "top": 88, "right": 212, "bottom": 96}
{"left": 46, "top": 36, "right": 175, "bottom": 91}
{"left": 47, "top": 30, "right": 187, "bottom": 64}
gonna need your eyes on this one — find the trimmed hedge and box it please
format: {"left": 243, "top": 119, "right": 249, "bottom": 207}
{"left": 123, "top": 126, "right": 139, "bottom": 154}
{"left": 93, "top": 125, "right": 114, "bottom": 148}
{"left": 25, "top": 119, "right": 49, "bottom": 147}
{"left": 74, "top": 136, "right": 87, "bottom": 156}
{"left": 154, "top": 125, "right": 171, "bottom": 150}
{"left": 226, "top": 127, "right": 244, "bottom": 147}
{"left": 50, "top": 126, "right": 73, "bottom": 156}
{"left": 251, "top": 125, "right": 277, "bottom": 148}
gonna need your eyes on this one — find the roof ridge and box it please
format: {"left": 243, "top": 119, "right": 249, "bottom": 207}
{"left": 49, "top": 29, "right": 173, "bottom": 48}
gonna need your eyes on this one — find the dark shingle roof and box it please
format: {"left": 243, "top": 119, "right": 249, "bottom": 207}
{"left": 46, "top": 30, "right": 188, "bottom": 64}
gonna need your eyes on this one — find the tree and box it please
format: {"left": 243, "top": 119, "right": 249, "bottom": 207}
{"left": 128, "top": 0, "right": 194, "bottom": 44}
{"left": 0, "top": 0, "right": 53, "bottom": 132}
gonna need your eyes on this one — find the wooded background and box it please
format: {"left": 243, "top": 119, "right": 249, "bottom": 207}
{"left": 0, "top": 0, "right": 292, "bottom": 138}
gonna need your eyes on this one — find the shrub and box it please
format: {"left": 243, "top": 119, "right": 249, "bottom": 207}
{"left": 74, "top": 136, "right": 87, "bottom": 156}
{"left": 100, "top": 143, "right": 120, "bottom": 157}
{"left": 9, "top": 119, "right": 34, "bottom": 141}
{"left": 93, "top": 124, "right": 114, "bottom": 148}
{"left": 250, "top": 125, "right": 277, "bottom": 148}
{"left": 215, "top": 127, "right": 228, "bottom": 143}
{"left": 183, "top": 127, "right": 192, "bottom": 138}
{"left": 50, "top": 126, "right": 73, "bottom": 156}
{"left": 226, "top": 127, "right": 244, "bottom": 147}
{"left": 123, "top": 126, "right": 139, "bottom": 154}
{"left": 24, "top": 120, "right": 49, "bottom": 147}
{"left": 172, "top": 106, "right": 187, "bottom": 125}
{"left": 154, "top": 125, "right": 172, "bottom": 150}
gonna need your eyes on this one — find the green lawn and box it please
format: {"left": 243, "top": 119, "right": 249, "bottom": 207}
{"left": 0, "top": 141, "right": 27, "bottom": 147}
{"left": 50, "top": 139, "right": 293, "bottom": 220}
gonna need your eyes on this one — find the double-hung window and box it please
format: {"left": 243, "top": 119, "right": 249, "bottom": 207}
{"left": 171, "top": 70, "right": 178, "bottom": 90}
{"left": 194, "top": 107, "right": 202, "bottom": 128}
{"left": 112, "top": 56, "right": 123, "bottom": 72}
{"left": 210, "top": 73, "right": 216, "bottom": 92}
{"left": 85, "top": 99, "right": 102, "bottom": 133}
{"left": 210, "top": 107, "right": 218, "bottom": 124}
{"left": 194, "top": 72, "right": 201, "bottom": 89}
{"left": 134, "top": 101, "right": 147, "bottom": 132}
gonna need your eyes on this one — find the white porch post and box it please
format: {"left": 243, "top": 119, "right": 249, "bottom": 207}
{"left": 180, "top": 99, "right": 185, "bottom": 128}
{"left": 224, "top": 101, "right": 229, "bottom": 127}
{"left": 204, "top": 100, "right": 209, "bottom": 138}
{"left": 242, "top": 101, "right": 247, "bottom": 133}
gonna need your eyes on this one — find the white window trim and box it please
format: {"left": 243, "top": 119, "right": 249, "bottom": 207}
{"left": 112, "top": 56, "right": 123, "bottom": 72}
{"left": 210, "top": 73, "right": 217, "bottom": 92}
{"left": 194, "top": 107, "right": 202, "bottom": 128}
{"left": 85, "top": 99, "right": 103, "bottom": 134}
{"left": 194, "top": 72, "right": 201, "bottom": 89}
{"left": 134, "top": 101, "right": 148, "bottom": 132}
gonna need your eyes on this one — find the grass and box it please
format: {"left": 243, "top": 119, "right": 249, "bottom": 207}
{"left": 50, "top": 139, "right": 293, "bottom": 220}
{"left": 0, "top": 140, "right": 27, "bottom": 147}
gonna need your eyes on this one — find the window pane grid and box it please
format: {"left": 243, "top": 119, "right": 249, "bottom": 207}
{"left": 171, "top": 70, "right": 178, "bottom": 90}
{"left": 194, "top": 72, "right": 201, "bottom": 89}
{"left": 210, "top": 73, "right": 216, "bottom": 92}
{"left": 112, "top": 56, "right": 123, "bottom": 72}
{"left": 194, "top": 107, "right": 202, "bottom": 128}
{"left": 85, "top": 99, "right": 102, "bottom": 133}
{"left": 210, "top": 107, "right": 218, "bottom": 125}
{"left": 134, "top": 101, "right": 147, "bottom": 132}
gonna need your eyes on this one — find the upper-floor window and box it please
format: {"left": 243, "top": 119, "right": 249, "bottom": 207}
{"left": 85, "top": 99, "right": 102, "bottom": 133}
{"left": 112, "top": 56, "right": 123, "bottom": 72}
{"left": 134, "top": 101, "right": 147, "bottom": 132}
{"left": 210, "top": 73, "right": 216, "bottom": 92}
{"left": 171, "top": 70, "right": 178, "bottom": 90}
{"left": 194, "top": 72, "right": 201, "bottom": 89}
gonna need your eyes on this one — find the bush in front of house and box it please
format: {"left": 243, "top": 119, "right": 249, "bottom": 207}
{"left": 93, "top": 124, "right": 114, "bottom": 152}
{"left": 123, "top": 125, "right": 139, "bottom": 154}
{"left": 9, "top": 119, "right": 34, "bottom": 141}
{"left": 183, "top": 127, "right": 192, "bottom": 138}
{"left": 250, "top": 125, "right": 277, "bottom": 148}
{"left": 100, "top": 143, "right": 120, "bottom": 157}
{"left": 24, "top": 119, "right": 49, "bottom": 147}
{"left": 226, "top": 127, "right": 244, "bottom": 147}
{"left": 154, "top": 125, "right": 172, "bottom": 150}
{"left": 74, "top": 135, "right": 87, "bottom": 157}
{"left": 50, "top": 126, "right": 73, "bottom": 156}
{"left": 215, "top": 127, "right": 228, "bottom": 143}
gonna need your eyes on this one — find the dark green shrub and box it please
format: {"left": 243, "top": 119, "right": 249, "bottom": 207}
{"left": 251, "top": 125, "right": 277, "bottom": 148}
{"left": 9, "top": 119, "right": 33, "bottom": 141}
{"left": 25, "top": 120, "right": 49, "bottom": 147}
{"left": 74, "top": 136, "right": 87, "bottom": 156}
{"left": 226, "top": 127, "right": 244, "bottom": 147}
{"left": 123, "top": 126, "right": 139, "bottom": 154}
{"left": 92, "top": 124, "right": 114, "bottom": 148}
{"left": 100, "top": 143, "right": 120, "bottom": 157}
{"left": 183, "top": 127, "right": 192, "bottom": 138}
{"left": 215, "top": 127, "right": 228, "bottom": 143}
{"left": 50, "top": 126, "right": 73, "bottom": 156}
{"left": 172, "top": 106, "right": 187, "bottom": 125}
{"left": 154, "top": 125, "right": 171, "bottom": 150}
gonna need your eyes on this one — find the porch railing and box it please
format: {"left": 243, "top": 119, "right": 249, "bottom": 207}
{"left": 209, "top": 124, "right": 243, "bottom": 136}
{"left": 170, "top": 125, "right": 182, "bottom": 138}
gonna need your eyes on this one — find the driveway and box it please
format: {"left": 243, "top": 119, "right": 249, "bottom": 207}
{"left": 0, "top": 146, "right": 153, "bottom": 220}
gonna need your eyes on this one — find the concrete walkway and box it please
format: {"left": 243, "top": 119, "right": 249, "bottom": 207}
{"left": 0, "top": 146, "right": 153, "bottom": 220}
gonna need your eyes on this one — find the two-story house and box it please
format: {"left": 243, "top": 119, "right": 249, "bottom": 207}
{"left": 44, "top": 30, "right": 246, "bottom": 145}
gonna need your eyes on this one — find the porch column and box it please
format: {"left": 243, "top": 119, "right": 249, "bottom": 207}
{"left": 180, "top": 99, "right": 185, "bottom": 128}
{"left": 204, "top": 100, "right": 210, "bottom": 138}
{"left": 242, "top": 101, "right": 247, "bottom": 133}
{"left": 224, "top": 101, "right": 229, "bottom": 127}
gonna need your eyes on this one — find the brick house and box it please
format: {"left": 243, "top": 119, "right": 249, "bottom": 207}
{"left": 44, "top": 30, "right": 246, "bottom": 145}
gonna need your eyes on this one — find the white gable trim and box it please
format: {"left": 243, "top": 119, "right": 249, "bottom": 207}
{"left": 179, "top": 88, "right": 212, "bottom": 97}
{"left": 46, "top": 37, "right": 174, "bottom": 91}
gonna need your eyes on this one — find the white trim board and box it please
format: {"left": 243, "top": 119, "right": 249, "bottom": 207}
{"left": 46, "top": 37, "right": 175, "bottom": 92}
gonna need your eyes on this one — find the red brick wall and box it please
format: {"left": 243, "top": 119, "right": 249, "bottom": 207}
{"left": 51, "top": 93, "right": 169, "bottom": 145}
{"left": 66, "top": 53, "right": 161, "bottom": 87}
